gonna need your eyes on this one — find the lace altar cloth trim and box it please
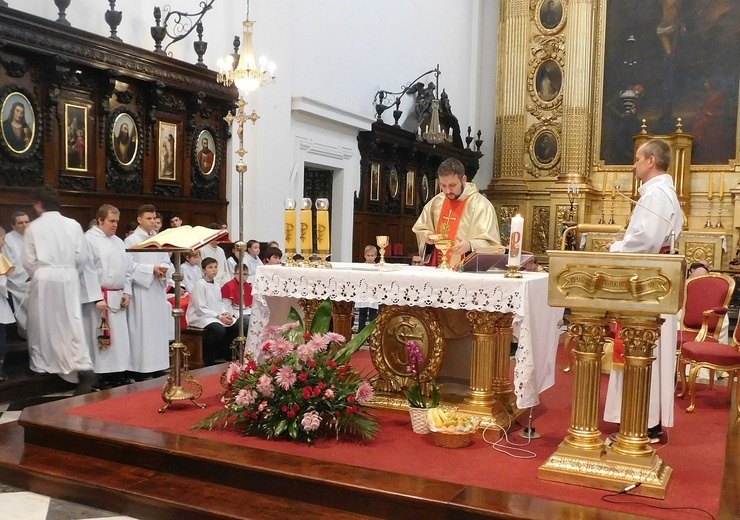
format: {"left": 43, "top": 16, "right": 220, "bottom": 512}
{"left": 247, "top": 263, "right": 562, "bottom": 408}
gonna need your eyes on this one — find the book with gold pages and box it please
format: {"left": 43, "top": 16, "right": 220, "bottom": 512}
{"left": 130, "top": 225, "right": 228, "bottom": 251}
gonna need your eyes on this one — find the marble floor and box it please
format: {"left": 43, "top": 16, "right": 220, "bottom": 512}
{"left": 0, "top": 392, "right": 140, "bottom": 520}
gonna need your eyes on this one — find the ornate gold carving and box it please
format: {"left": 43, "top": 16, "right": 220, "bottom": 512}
{"left": 525, "top": 121, "right": 562, "bottom": 177}
{"left": 568, "top": 320, "right": 609, "bottom": 355}
{"left": 558, "top": 268, "right": 670, "bottom": 300}
{"left": 497, "top": 205, "right": 519, "bottom": 246}
{"left": 539, "top": 452, "right": 671, "bottom": 489}
{"left": 297, "top": 298, "right": 321, "bottom": 332}
{"left": 684, "top": 242, "right": 715, "bottom": 266}
{"left": 532, "top": 206, "right": 550, "bottom": 254}
{"left": 556, "top": 203, "right": 576, "bottom": 232}
{"left": 531, "top": 0, "right": 568, "bottom": 35}
{"left": 527, "top": 35, "right": 566, "bottom": 111}
{"left": 368, "top": 305, "right": 444, "bottom": 393}
{"left": 620, "top": 320, "right": 662, "bottom": 359}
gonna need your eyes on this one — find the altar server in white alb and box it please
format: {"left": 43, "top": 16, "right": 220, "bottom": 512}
{"left": 606, "top": 138, "right": 683, "bottom": 441}
{"left": 22, "top": 186, "right": 97, "bottom": 395}
{"left": 83, "top": 204, "right": 133, "bottom": 380}
{"left": 1, "top": 211, "right": 31, "bottom": 336}
{"left": 124, "top": 204, "right": 173, "bottom": 376}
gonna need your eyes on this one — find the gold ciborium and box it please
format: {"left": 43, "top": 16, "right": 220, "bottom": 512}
{"left": 376, "top": 235, "right": 389, "bottom": 265}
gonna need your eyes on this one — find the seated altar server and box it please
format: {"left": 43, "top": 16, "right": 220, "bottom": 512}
{"left": 187, "top": 257, "right": 239, "bottom": 364}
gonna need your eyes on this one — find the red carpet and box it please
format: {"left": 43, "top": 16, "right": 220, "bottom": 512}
{"left": 67, "top": 350, "right": 728, "bottom": 519}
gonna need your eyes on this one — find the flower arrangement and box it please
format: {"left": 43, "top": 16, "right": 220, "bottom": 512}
{"left": 194, "top": 300, "right": 379, "bottom": 444}
{"left": 404, "top": 340, "right": 440, "bottom": 409}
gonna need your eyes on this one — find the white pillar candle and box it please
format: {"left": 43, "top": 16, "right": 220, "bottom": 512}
{"left": 508, "top": 214, "right": 524, "bottom": 267}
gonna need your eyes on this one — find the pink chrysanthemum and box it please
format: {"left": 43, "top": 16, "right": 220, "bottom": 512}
{"left": 256, "top": 374, "right": 275, "bottom": 397}
{"left": 355, "top": 381, "right": 375, "bottom": 404}
{"left": 296, "top": 343, "right": 317, "bottom": 363}
{"left": 301, "top": 410, "right": 322, "bottom": 431}
{"left": 261, "top": 325, "right": 282, "bottom": 339}
{"left": 276, "top": 321, "right": 301, "bottom": 334}
{"left": 275, "top": 365, "right": 297, "bottom": 390}
{"left": 270, "top": 338, "right": 294, "bottom": 358}
{"left": 235, "top": 388, "right": 257, "bottom": 407}
{"left": 325, "top": 332, "right": 346, "bottom": 344}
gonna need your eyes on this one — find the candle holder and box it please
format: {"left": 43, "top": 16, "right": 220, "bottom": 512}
{"left": 598, "top": 195, "right": 606, "bottom": 224}
{"left": 704, "top": 198, "right": 713, "bottom": 228}
{"left": 716, "top": 199, "right": 724, "bottom": 229}
{"left": 376, "top": 235, "right": 389, "bottom": 266}
{"left": 609, "top": 192, "right": 616, "bottom": 225}
{"left": 504, "top": 264, "right": 523, "bottom": 279}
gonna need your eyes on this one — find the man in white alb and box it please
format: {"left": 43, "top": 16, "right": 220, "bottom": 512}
{"left": 83, "top": 204, "right": 133, "bottom": 385}
{"left": 124, "top": 204, "right": 173, "bottom": 377}
{"left": 23, "top": 187, "right": 97, "bottom": 395}
{"left": 1, "top": 211, "right": 30, "bottom": 336}
{"left": 606, "top": 138, "right": 683, "bottom": 441}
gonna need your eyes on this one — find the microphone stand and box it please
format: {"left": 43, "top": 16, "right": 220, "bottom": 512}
{"left": 614, "top": 184, "right": 676, "bottom": 254}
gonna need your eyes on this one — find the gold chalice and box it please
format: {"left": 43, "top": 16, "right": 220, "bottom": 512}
{"left": 429, "top": 234, "right": 453, "bottom": 270}
{"left": 376, "top": 235, "right": 389, "bottom": 265}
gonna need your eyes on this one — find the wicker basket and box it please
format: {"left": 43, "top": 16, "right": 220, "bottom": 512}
{"left": 430, "top": 429, "right": 475, "bottom": 448}
{"left": 408, "top": 407, "right": 430, "bottom": 434}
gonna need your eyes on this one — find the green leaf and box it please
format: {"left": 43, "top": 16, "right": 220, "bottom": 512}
{"left": 285, "top": 307, "right": 305, "bottom": 344}
{"left": 274, "top": 418, "right": 288, "bottom": 437}
{"left": 309, "top": 299, "right": 334, "bottom": 335}
{"left": 288, "top": 420, "right": 298, "bottom": 439}
{"left": 333, "top": 321, "right": 376, "bottom": 366}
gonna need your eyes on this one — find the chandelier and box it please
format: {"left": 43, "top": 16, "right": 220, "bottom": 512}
{"left": 216, "top": 2, "right": 276, "bottom": 93}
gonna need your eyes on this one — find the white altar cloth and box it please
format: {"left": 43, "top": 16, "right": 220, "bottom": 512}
{"left": 247, "top": 262, "right": 563, "bottom": 408}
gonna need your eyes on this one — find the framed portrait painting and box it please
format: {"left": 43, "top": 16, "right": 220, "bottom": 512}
{"left": 538, "top": 0, "right": 564, "bottom": 32}
{"left": 532, "top": 129, "right": 560, "bottom": 169}
{"left": 158, "top": 121, "right": 177, "bottom": 180}
{"left": 535, "top": 60, "right": 562, "bottom": 103}
{"left": 389, "top": 166, "right": 400, "bottom": 199}
{"left": 64, "top": 103, "right": 88, "bottom": 172}
{"left": 111, "top": 112, "right": 138, "bottom": 166}
{"left": 370, "top": 162, "right": 380, "bottom": 202}
{"left": 405, "top": 169, "right": 415, "bottom": 207}
{"left": 1, "top": 91, "right": 35, "bottom": 155}
{"left": 195, "top": 129, "right": 215, "bottom": 175}
{"left": 421, "top": 174, "right": 430, "bottom": 203}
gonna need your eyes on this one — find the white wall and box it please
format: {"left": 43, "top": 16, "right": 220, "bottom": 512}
{"left": 8, "top": 0, "right": 499, "bottom": 261}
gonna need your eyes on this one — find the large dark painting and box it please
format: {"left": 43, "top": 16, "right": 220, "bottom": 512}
{"left": 600, "top": 1, "right": 740, "bottom": 165}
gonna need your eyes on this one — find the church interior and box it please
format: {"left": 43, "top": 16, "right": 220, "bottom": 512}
{"left": 0, "top": 1, "right": 739, "bottom": 519}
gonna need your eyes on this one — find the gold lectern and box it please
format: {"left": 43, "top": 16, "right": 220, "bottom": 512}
{"left": 540, "top": 251, "right": 685, "bottom": 498}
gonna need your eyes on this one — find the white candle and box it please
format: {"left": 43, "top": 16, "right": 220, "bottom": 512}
{"left": 508, "top": 214, "right": 524, "bottom": 267}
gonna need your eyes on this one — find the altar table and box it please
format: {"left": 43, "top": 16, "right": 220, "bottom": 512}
{"left": 248, "top": 262, "right": 562, "bottom": 409}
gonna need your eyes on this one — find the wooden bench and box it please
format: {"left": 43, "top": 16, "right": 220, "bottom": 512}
{"left": 180, "top": 327, "right": 205, "bottom": 369}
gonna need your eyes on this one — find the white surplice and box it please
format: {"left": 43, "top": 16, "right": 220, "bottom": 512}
{"left": 199, "top": 243, "right": 232, "bottom": 286}
{"left": 186, "top": 278, "right": 229, "bottom": 329}
{"left": 605, "top": 174, "right": 683, "bottom": 428}
{"left": 22, "top": 211, "right": 93, "bottom": 376}
{"left": 1, "top": 229, "right": 29, "bottom": 333}
{"left": 181, "top": 261, "right": 202, "bottom": 293}
{"left": 0, "top": 273, "right": 15, "bottom": 325}
{"left": 124, "top": 227, "right": 172, "bottom": 373}
{"left": 83, "top": 226, "right": 133, "bottom": 374}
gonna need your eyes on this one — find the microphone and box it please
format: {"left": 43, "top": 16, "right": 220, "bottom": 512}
{"left": 614, "top": 184, "right": 676, "bottom": 254}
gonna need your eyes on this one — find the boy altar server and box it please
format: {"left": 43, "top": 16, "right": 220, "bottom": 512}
{"left": 187, "top": 257, "right": 239, "bottom": 365}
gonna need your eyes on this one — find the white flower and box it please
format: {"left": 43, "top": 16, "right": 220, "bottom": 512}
{"left": 301, "top": 410, "right": 322, "bottom": 431}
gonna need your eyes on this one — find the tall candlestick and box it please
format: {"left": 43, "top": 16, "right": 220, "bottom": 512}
{"left": 508, "top": 214, "right": 524, "bottom": 267}
{"left": 315, "top": 198, "right": 330, "bottom": 253}
{"left": 300, "top": 198, "right": 313, "bottom": 254}
{"left": 719, "top": 172, "right": 725, "bottom": 198}
{"left": 283, "top": 198, "right": 297, "bottom": 254}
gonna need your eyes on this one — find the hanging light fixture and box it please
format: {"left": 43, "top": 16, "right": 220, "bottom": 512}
{"left": 216, "top": 0, "right": 276, "bottom": 93}
{"left": 421, "top": 66, "right": 452, "bottom": 145}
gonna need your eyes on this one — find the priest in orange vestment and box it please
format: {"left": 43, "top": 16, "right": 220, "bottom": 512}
{"left": 412, "top": 158, "right": 502, "bottom": 268}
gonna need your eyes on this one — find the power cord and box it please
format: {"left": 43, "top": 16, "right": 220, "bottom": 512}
{"left": 601, "top": 484, "right": 715, "bottom": 519}
{"left": 481, "top": 407, "right": 537, "bottom": 459}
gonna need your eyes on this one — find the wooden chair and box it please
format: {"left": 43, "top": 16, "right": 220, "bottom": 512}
{"left": 678, "top": 307, "right": 740, "bottom": 413}
{"left": 677, "top": 273, "right": 735, "bottom": 348}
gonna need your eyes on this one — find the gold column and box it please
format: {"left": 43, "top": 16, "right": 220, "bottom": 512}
{"left": 297, "top": 298, "right": 321, "bottom": 333}
{"left": 331, "top": 300, "right": 354, "bottom": 343}
{"left": 610, "top": 316, "right": 662, "bottom": 457}
{"left": 559, "top": 0, "right": 597, "bottom": 185}
{"left": 562, "top": 313, "right": 609, "bottom": 452}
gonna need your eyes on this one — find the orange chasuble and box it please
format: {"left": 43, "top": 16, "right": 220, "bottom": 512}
{"left": 429, "top": 197, "right": 468, "bottom": 267}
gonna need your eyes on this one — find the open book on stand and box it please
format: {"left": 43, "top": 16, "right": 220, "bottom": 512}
{"left": 130, "top": 226, "right": 228, "bottom": 251}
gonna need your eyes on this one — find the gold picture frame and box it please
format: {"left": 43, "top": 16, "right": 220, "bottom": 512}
{"left": 157, "top": 121, "right": 177, "bottom": 181}
{"left": 370, "top": 162, "right": 380, "bottom": 201}
{"left": 1, "top": 90, "right": 35, "bottom": 155}
{"left": 64, "top": 103, "right": 88, "bottom": 172}
{"left": 405, "top": 168, "right": 415, "bottom": 207}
